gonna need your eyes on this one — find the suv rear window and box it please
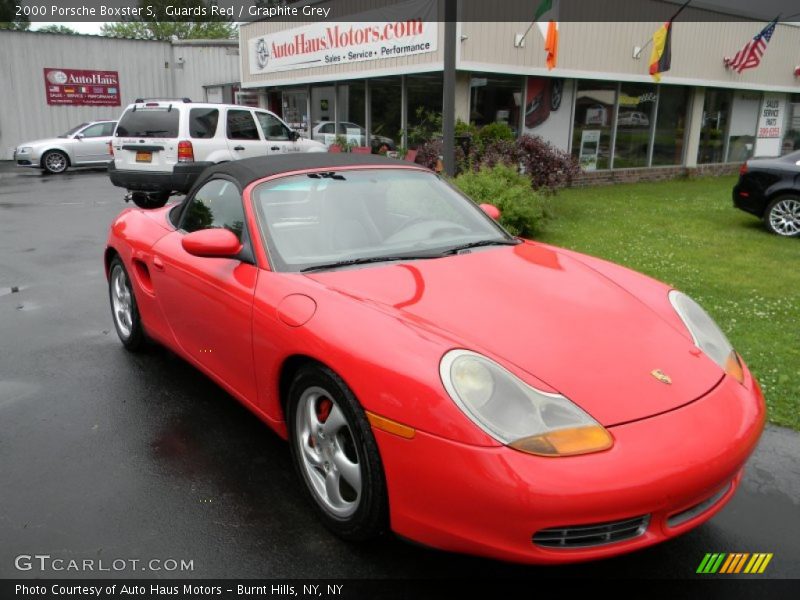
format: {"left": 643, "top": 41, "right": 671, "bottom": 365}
{"left": 189, "top": 108, "right": 219, "bottom": 139}
{"left": 116, "top": 107, "right": 180, "bottom": 138}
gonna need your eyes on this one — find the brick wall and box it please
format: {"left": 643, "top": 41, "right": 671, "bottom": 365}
{"left": 570, "top": 163, "right": 741, "bottom": 187}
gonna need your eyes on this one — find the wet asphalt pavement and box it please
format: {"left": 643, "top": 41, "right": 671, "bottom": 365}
{"left": 0, "top": 162, "right": 798, "bottom": 581}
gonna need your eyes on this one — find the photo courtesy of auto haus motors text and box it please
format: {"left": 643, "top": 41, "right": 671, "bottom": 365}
{"left": 1, "top": 0, "right": 799, "bottom": 598}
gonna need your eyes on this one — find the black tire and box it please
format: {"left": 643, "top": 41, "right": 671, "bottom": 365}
{"left": 108, "top": 256, "right": 146, "bottom": 351}
{"left": 287, "top": 364, "right": 388, "bottom": 541}
{"left": 41, "top": 150, "right": 69, "bottom": 174}
{"left": 131, "top": 192, "right": 169, "bottom": 209}
{"left": 764, "top": 195, "right": 800, "bottom": 237}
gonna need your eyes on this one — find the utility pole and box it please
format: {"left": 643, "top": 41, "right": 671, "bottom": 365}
{"left": 442, "top": 0, "right": 457, "bottom": 176}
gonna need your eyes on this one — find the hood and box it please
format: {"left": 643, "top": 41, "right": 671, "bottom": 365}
{"left": 18, "top": 137, "right": 66, "bottom": 149}
{"left": 307, "top": 242, "right": 723, "bottom": 427}
{"left": 297, "top": 138, "right": 327, "bottom": 150}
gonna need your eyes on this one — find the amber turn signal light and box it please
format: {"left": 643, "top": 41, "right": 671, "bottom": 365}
{"left": 510, "top": 425, "right": 614, "bottom": 457}
{"left": 725, "top": 351, "right": 744, "bottom": 384}
{"left": 366, "top": 411, "right": 416, "bottom": 439}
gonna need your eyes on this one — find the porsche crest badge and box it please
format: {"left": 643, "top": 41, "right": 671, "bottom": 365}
{"left": 651, "top": 369, "right": 672, "bottom": 384}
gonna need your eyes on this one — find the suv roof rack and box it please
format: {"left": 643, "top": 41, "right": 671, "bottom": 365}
{"left": 134, "top": 97, "right": 192, "bottom": 103}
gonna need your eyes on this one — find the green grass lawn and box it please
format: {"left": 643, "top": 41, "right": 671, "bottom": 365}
{"left": 537, "top": 175, "right": 800, "bottom": 430}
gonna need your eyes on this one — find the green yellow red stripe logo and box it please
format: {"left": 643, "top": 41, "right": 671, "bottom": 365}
{"left": 697, "top": 553, "right": 773, "bottom": 574}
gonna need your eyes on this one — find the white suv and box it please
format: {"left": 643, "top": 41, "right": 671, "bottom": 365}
{"left": 109, "top": 99, "right": 325, "bottom": 207}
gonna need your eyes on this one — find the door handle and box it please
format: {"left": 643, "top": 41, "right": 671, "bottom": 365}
{"left": 152, "top": 256, "right": 164, "bottom": 271}
{"left": 234, "top": 145, "right": 245, "bottom": 151}
{"left": 270, "top": 146, "right": 280, "bottom": 151}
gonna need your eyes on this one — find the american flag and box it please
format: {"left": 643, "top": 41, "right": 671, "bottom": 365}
{"left": 724, "top": 18, "right": 778, "bottom": 73}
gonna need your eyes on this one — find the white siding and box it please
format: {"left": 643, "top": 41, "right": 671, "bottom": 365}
{"left": 0, "top": 32, "right": 241, "bottom": 159}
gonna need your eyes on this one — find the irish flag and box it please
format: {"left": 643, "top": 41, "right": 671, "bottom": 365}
{"left": 534, "top": 0, "right": 558, "bottom": 70}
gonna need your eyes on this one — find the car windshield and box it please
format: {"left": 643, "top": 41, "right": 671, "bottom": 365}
{"left": 59, "top": 123, "right": 89, "bottom": 138}
{"left": 115, "top": 107, "right": 180, "bottom": 138}
{"left": 253, "top": 169, "right": 515, "bottom": 272}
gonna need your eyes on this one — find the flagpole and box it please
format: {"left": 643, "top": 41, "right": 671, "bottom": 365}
{"left": 516, "top": 0, "right": 557, "bottom": 47}
{"left": 633, "top": 0, "right": 692, "bottom": 59}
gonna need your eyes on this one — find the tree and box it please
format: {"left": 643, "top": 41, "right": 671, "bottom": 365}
{"left": 36, "top": 25, "right": 79, "bottom": 35}
{"left": 101, "top": 0, "right": 235, "bottom": 40}
{"left": 0, "top": 0, "right": 30, "bottom": 30}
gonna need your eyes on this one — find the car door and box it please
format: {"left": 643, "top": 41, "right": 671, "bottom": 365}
{"left": 225, "top": 108, "right": 268, "bottom": 159}
{"left": 254, "top": 111, "right": 298, "bottom": 154}
{"left": 73, "top": 122, "right": 114, "bottom": 163}
{"left": 149, "top": 177, "right": 259, "bottom": 401}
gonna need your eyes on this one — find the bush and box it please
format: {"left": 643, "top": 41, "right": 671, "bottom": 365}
{"left": 476, "top": 121, "right": 515, "bottom": 149}
{"left": 516, "top": 134, "right": 581, "bottom": 192}
{"left": 453, "top": 164, "right": 547, "bottom": 238}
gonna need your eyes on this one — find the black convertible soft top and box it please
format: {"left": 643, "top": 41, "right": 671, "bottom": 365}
{"left": 194, "top": 153, "right": 416, "bottom": 190}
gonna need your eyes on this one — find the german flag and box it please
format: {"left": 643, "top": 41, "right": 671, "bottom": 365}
{"left": 649, "top": 21, "right": 672, "bottom": 82}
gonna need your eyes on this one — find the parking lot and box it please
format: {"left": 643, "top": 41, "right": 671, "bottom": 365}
{"left": 0, "top": 162, "right": 798, "bottom": 580}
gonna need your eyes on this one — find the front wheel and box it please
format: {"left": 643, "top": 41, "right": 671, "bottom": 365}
{"left": 108, "top": 256, "right": 146, "bottom": 351}
{"left": 42, "top": 150, "right": 69, "bottom": 174}
{"left": 287, "top": 365, "right": 388, "bottom": 541}
{"left": 764, "top": 196, "right": 800, "bottom": 237}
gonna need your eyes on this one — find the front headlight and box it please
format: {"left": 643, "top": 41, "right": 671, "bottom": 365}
{"left": 17, "top": 147, "right": 32, "bottom": 153}
{"left": 440, "top": 350, "right": 613, "bottom": 457}
{"left": 669, "top": 290, "right": 744, "bottom": 384}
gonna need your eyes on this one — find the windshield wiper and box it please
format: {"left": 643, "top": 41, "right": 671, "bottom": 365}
{"left": 301, "top": 253, "right": 441, "bottom": 273}
{"left": 440, "top": 238, "right": 520, "bottom": 255}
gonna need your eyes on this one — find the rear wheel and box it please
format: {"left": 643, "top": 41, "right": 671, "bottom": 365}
{"left": 130, "top": 191, "right": 169, "bottom": 209}
{"left": 108, "top": 256, "right": 146, "bottom": 351}
{"left": 42, "top": 150, "right": 69, "bottom": 174}
{"left": 287, "top": 364, "right": 388, "bottom": 541}
{"left": 764, "top": 196, "right": 800, "bottom": 237}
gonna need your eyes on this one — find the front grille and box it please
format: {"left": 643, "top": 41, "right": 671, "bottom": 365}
{"left": 667, "top": 482, "right": 731, "bottom": 529}
{"left": 533, "top": 515, "right": 650, "bottom": 548}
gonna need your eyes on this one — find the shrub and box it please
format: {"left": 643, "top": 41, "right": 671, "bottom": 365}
{"left": 476, "top": 121, "right": 515, "bottom": 148}
{"left": 453, "top": 164, "right": 548, "bottom": 238}
{"left": 516, "top": 134, "right": 581, "bottom": 192}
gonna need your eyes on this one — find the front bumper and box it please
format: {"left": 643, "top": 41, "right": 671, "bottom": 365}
{"left": 14, "top": 149, "right": 41, "bottom": 168}
{"left": 374, "top": 368, "right": 765, "bottom": 564}
{"left": 107, "top": 161, "right": 212, "bottom": 194}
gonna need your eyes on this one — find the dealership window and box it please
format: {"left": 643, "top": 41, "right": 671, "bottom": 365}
{"left": 470, "top": 73, "right": 523, "bottom": 134}
{"left": 652, "top": 86, "right": 689, "bottom": 166}
{"left": 613, "top": 83, "right": 657, "bottom": 168}
{"left": 282, "top": 88, "right": 309, "bottom": 135}
{"left": 571, "top": 80, "right": 616, "bottom": 171}
{"left": 697, "top": 89, "right": 732, "bottom": 164}
{"left": 406, "top": 73, "right": 443, "bottom": 149}
{"left": 726, "top": 91, "right": 761, "bottom": 162}
{"left": 335, "top": 80, "right": 368, "bottom": 148}
{"left": 370, "top": 77, "right": 402, "bottom": 152}
{"left": 782, "top": 94, "right": 800, "bottom": 153}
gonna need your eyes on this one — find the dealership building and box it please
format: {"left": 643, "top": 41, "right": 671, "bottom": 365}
{"left": 240, "top": 0, "right": 800, "bottom": 178}
{"left": 0, "top": 30, "right": 241, "bottom": 160}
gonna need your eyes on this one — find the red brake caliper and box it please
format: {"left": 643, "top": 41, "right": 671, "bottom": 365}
{"left": 310, "top": 397, "right": 333, "bottom": 448}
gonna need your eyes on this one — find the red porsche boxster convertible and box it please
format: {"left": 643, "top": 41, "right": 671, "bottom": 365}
{"left": 105, "top": 154, "right": 765, "bottom": 564}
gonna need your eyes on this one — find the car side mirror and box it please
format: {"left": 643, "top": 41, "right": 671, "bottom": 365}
{"left": 182, "top": 229, "right": 243, "bottom": 259}
{"left": 479, "top": 203, "right": 501, "bottom": 221}
{"left": 290, "top": 130, "right": 300, "bottom": 141}
{"left": 75, "top": 133, "right": 84, "bottom": 140}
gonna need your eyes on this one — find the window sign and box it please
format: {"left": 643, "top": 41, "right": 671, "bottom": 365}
{"left": 579, "top": 130, "right": 601, "bottom": 171}
{"left": 754, "top": 93, "right": 786, "bottom": 157}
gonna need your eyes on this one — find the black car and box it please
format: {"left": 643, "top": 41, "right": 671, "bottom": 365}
{"left": 733, "top": 150, "right": 800, "bottom": 237}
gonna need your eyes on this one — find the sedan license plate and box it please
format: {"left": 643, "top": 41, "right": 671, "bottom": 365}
{"left": 135, "top": 151, "right": 152, "bottom": 163}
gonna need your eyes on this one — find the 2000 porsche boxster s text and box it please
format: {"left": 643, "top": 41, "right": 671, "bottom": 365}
{"left": 105, "top": 154, "right": 765, "bottom": 564}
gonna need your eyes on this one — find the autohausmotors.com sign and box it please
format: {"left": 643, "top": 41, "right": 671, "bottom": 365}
{"left": 248, "top": 0, "right": 437, "bottom": 75}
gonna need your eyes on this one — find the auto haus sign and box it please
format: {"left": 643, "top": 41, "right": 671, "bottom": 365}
{"left": 248, "top": 0, "right": 437, "bottom": 75}
{"left": 44, "top": 68, "right": 121, "bottom": 106}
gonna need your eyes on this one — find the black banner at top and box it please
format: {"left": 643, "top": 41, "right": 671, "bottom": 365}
{"left": 3, "top": 0, "right": 800, "bottom": 24}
